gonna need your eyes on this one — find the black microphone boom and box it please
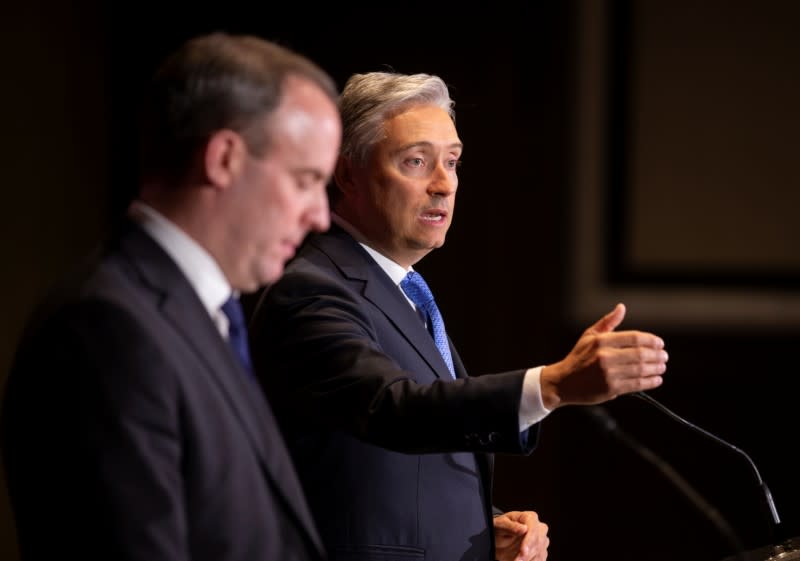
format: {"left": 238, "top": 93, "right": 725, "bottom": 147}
{"left": 584, "top": 404, "right": 748, "bottom": 561}
{"left": 628, "top": 392, "right": 800, "bottom": 561}
{"left": 631, "top": 392, "right": 781, "bottom": 531}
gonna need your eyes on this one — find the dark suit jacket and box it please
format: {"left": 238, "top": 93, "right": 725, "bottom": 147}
{"left": 1, "top": 222, "right": 325, "bottom": 561}
{"left": 249, "top": 225, "right": 538, "bottom": 561}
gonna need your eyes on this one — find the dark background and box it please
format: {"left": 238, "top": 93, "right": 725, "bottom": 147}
{"left": 2, "top": 2, "right": 798, "bottom": 560}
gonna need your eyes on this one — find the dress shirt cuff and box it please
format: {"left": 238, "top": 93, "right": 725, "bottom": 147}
{"left": 519, "top": 366, "right": 551, "bottom": 432}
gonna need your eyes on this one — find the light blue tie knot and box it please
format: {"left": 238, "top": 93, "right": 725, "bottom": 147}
{"left": 400, "top": 271, "right": 455, "bottom": 379}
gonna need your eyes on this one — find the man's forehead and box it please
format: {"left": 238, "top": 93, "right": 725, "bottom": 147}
{"left": 381, "top": 106, "right": 461, "bottom": 149}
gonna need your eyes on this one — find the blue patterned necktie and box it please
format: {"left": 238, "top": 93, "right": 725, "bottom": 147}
{"left": 400, "top": 271, "right": 455, "bottom": 378}
{"left": 221, "top": 296, "right": 255, "bottom": 379}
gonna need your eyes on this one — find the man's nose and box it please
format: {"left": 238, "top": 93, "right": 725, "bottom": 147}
{"left": 427, "top": 162, "right": 457, "bottom": 196}
{"left": 306, "top": 188, "right": 330, "bottom": 233}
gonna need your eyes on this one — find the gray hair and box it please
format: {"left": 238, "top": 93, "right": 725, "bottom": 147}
{"left": 338, "top": 72, "right": 455, "bottom": 166}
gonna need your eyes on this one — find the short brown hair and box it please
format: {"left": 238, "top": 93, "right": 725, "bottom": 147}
{"left": 139, "top": 32, "right": 337, "bottom": 184}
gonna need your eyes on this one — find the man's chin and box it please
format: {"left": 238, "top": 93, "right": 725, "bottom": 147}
{"left": 413, "top": 238, "right": 446, "bottom": 252}
{"left": 246, "top": 261, "right": 283, "bottom": 291}
{"left": 260, "top": 267, "right": 284, "bottom": 287}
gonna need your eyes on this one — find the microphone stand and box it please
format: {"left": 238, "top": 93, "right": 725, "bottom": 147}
{"left": 584, "top": 405, "right": 748, "bottom": 561}
{"left": 630, "top": 392, "right": 798, "bottom": 561}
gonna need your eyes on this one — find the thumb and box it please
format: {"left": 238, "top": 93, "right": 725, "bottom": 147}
{"left": 494, "top": 517, "right": 527, "bottom": 535}
{"left": 589, "top": 302, "right": 626, "bottom": 334}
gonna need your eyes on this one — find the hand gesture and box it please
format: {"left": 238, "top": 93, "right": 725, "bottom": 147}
{"left": 540, "top": 303, "right": 668, "bottom": 409}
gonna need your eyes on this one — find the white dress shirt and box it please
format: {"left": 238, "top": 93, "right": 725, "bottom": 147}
{"left": 129, "top": 201, "right": 234, "bottom": 340}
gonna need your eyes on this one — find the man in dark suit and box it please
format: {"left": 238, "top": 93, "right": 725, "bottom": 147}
{"left": 1, "top": 33, "right": 341, "bottom": 561}
{"left": 249, "top": 72, "right": 669, "bottom": 561}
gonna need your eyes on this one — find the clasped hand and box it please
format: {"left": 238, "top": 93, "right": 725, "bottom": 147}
{"left": 494, "top": 510, "right": 549, "bottom": 561}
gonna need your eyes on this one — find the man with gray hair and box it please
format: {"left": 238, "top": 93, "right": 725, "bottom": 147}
{"left": 250, "top": 71, "right": 669, "bottom": 561}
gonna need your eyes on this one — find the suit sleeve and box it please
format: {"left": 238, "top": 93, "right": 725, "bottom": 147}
{"left": 250, "top": 266, "right": 538, "bottom": 456}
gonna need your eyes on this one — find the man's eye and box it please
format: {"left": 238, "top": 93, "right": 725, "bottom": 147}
{"left": 447, "top": 159, "right": 461, "bottom": 169}
{"left": 407, "top": 158, "right": 424, "bottom": 168}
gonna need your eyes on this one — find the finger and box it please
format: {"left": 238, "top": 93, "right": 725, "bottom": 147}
{"left": 599, "top": 358, "right": 665, "bottom": 387}
{"left": 600, "top": 346, "right": 669, "bottom": 366}
{"left": 519, "top": 526, "right": 543, "bottom": 555}
{"left": 538, "top": 535, "right": 551, "bottom": 561}
{"left": 597, "top": 347, "right": 669, "bottom": 374}
{"left": 519, "top": 524, "right": 549, "bottom": 561}
{"left": 494, "top": 513, "right": 528, "bottom": 533}
{"left": 494, "top": 517, "right": 528, "bottom": 535}
{"left": 611, "top": 374, "right": 664, "bottom": 395}
{"left": 596, "top": 330, "right": 665, "bottom": 350}
{"left": 596, "top": 346, "right": 667, "bottom": 395}
{"left": 588, "top": 303, "right": 625, "bottom": 334}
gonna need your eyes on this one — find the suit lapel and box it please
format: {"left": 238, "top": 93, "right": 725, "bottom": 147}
{"left": 364, "top": 276, "right": 455, "bottom": 380}
{"left": 119, "top": 224, "right": 324, "bottom": 556}
{"left": 309, "top": 228, "right": 494, "bottom": 509}
{"left": 306, "top": 227, "right": 496, "bottom": 523}
{"left": 450, "top": 342, "right": 468, "bottom": 379}
{"left": 310, "top": 227, "right": 455, "bottom": 381}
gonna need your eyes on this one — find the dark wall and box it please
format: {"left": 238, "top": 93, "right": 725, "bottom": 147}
{"left": 2, "top": 2, "right": 797, "bottom": 561}
{"left": 2, "top": 3, "right": 108, "bottom": 559}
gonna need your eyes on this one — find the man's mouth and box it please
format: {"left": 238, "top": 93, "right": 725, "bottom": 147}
{"left": 420, "top": 209, "right": 447, "bottom": 223}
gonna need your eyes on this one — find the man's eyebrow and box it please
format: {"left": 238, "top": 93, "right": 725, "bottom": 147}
{"left": 394, "top": 141, "right": 464, "bottom": 152}
{"left": 293, "top": 166, "right": 327, "bottom": 181}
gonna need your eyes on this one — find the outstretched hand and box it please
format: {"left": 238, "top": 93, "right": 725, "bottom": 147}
{"left": 494, "top": 511, "right": 549, "bottom": 561}
{"left": 540, "top": 303, "right": 668, "bottom": 409}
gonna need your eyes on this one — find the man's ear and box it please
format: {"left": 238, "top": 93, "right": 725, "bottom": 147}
{"left": 333, "top": 156, "right": 356, "bottom": 195}
{"left": 205, "top": 129, "right": 246, "bottom": 189}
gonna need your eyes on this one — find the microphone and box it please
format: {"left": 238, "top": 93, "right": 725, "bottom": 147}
{"left": 584, "top": 404, "right": 748, "bottom": 561}
{"left": 631, "top": 392, "right": 780, "bottom": 528}
{"left": 628, "top": 392, "right": 799, "bottom": 561}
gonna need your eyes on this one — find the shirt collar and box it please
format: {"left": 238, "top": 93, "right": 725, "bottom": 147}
{"left": 129, "top": 201, "right": 232, "bottom": 313}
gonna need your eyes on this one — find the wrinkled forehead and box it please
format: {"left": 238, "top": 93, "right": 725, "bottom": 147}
{"left": 379, "top": 104, "right": 461, "bottom": 151}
